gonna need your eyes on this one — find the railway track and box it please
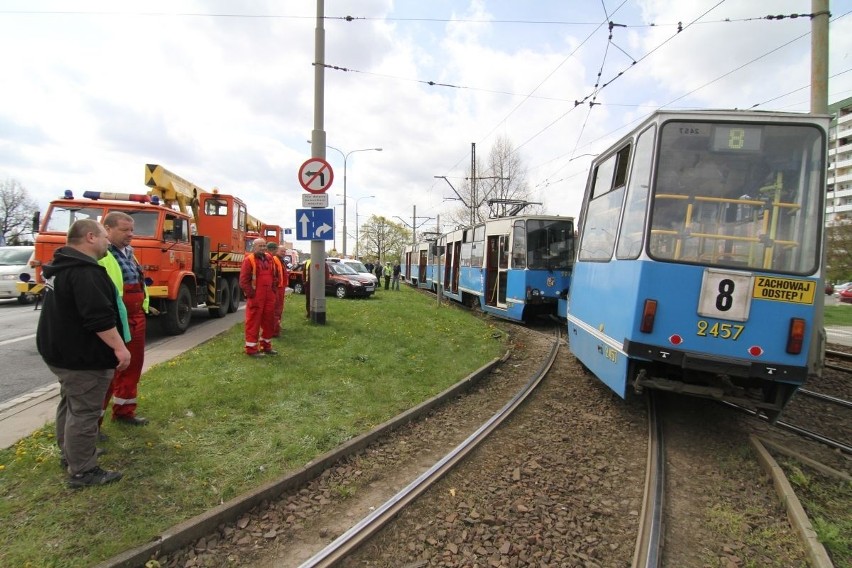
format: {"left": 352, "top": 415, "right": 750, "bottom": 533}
{"left": 300, "top": 328, "right": 562, "bottom": 566}
{"left": 124, "top": 326, "right": 817, "bottom": 567}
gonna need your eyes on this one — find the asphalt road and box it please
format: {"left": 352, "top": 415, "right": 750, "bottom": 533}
{"left": 0, "top": 299, "right": 243, "bottom": 406}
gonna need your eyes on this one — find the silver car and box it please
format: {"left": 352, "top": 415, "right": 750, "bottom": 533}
{"left": 340, "top": 259, "right": 379, "bottom": 286}
{"left": 0, "top": 245, "right": 36, "bottom": 304}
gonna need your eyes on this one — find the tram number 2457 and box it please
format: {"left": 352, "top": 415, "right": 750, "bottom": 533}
{"left": 696, "top": 320, "right": 745, "bottom": 340}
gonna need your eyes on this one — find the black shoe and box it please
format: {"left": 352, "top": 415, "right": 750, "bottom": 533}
{"left": 67, "top": 466, "right": 122, "bottom": 489}
{"left": 247, "top": 351, "right": 265, "bottom": 358}
{"left": 60, "top": 447, "right": 107, "bottom": 470}
{"left": 262, "top": 349, "right": 279, "bottom": 356}
{"left": 114, "top": 415, "right": 149, "bottom": 426}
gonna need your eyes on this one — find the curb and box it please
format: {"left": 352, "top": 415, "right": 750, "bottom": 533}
{"left": 749, "top": 435, "right": 834, "bottom": 568}
{"left": 94, "top": 350, "right": 510, "bottom": 568}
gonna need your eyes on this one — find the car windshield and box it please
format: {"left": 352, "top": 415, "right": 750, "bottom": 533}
{"left": 345, "top": 261, "right": 370, "bottom": 273}
{"left": 330, "top": 263, "right": 358, "bottom": 275}
{"left": 0, "top": 247, "right": 33, "bottom": 265}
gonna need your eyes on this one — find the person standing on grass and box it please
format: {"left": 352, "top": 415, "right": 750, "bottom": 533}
{"left": 392, "top": 261, "right": 401, "bottom": 290}
{"left": 267, "top": 242, "right": 287, "bottom": 337}
{"left": 99, "top": 211, "right": 152, "bottom": 428}
{"left": 384, "top": 262, "right": 392, "bottom": 290}
{"left": 37, "top": 219, "right": 130, "bottom": 488}
{"left": 240, "top": 238, "right": 280, "bottom": 356}
{"left": 374, "top": 262, "right": 383, "bottom": 291}
{"left": 303, "top": 258, "right": 311, "bottom": 318}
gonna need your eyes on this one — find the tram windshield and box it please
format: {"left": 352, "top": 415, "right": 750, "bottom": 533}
{"left": 526, "top": 219, "right": 574, "bottom": 270}
{"left": 649, "top": 121, "right": 825, "bottom": 275}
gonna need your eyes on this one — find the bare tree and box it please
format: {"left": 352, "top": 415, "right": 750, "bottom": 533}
{"left": 358, "top": 215, "right": 410, "bottom": 263}
{"left": 443, "top": 135, "right": 541, "bottom": 228}
{"left": 0, "top": 178, "right": 39, "bottom": 245}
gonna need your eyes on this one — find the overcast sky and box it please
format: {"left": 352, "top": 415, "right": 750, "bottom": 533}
{"left": 1, "top": 0, "right": 851, "bottom": 250}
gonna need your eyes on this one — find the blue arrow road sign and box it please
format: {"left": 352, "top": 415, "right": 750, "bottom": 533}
{"left": 295, "top": 208, "right": 334, "bottom": 241}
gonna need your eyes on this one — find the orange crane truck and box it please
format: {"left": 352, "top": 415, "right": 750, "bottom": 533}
{"left": 18, "top": 164, "right": 254, "bottom": 334}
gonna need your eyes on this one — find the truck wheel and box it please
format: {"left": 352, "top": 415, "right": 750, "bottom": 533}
{"left": 162, "top": 284, "right": 193, "bottom": 335}
{"left": 208, "top": 278, "right": 229, "bottom": 318}
{"left": 335, "top": 284, "right": 347, "bottom": 299}
{"left": 228, "top": 278, "right": 241, "bottom": 313}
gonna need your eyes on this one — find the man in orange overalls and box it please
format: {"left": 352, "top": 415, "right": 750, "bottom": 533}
{"left": 240, "top": 239, "right": 280, "bottom": 357}
{"left": 267, "top": 242, "right": 288, "bottom": 337}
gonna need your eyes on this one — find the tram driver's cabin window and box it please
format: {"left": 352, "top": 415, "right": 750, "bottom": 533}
{"left": 579, "top": 146, "right": 631, "bottom": 261}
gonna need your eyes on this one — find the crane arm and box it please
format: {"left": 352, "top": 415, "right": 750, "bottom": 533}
{"left": 144, "top": 163, "right": 202, "bottom": 220}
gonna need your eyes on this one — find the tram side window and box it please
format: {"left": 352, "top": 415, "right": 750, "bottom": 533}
{"left": 512, "top": 221, "right": 526, "bottom": 269}
{"left": 617, "top": 126, "right": 655, "bottom": 259}
{"left": 460, "top": 241, "right": 473, "bottom": 267}
{"left": 469, "top": 225, "right": 485, "bottom": 268}
{"left": 579, "top": 146, "right": 630, "bottom": 261}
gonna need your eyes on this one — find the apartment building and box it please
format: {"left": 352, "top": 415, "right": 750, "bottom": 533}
{"left": 827, "top": 96, "right": 852, "bottom": 225}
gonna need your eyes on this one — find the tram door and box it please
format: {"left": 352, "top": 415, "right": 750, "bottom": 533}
{"left": 485, "top": 234, "right": 509, "bottom": 308}
{"left": 418, "top": 249, "right": 428, "bottom": 286}
{"left": 404, "top": 250, "right": 412, "bottom": 281}
{"left": 451, "top": 240, "right": 461, "bottom": 293}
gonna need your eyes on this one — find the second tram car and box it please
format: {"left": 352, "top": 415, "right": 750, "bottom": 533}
{"left": 567, "top": 109, "right": 829, "bottom": 421}
{"left": 403, "top": 215, "right": 575, "bottom": 322}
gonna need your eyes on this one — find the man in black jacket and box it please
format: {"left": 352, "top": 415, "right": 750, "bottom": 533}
{"left": 37, "top": 219, "right": 131, "bottom": 489}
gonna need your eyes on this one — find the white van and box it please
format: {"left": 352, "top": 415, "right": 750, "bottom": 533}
{"left": 0, "top": 245, "right": 36, "bottom": 304}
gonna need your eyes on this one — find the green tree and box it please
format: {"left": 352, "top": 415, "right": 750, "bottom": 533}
{"left": 0, "top": 178, "right": 39, "bottom": 245}
{"left": 826, "top": 221, "right": 852, "bottom": 282}
{"left": 358, "top": 215, "right": 410, "bottom": 263}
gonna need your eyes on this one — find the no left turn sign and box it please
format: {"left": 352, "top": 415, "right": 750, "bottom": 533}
{"left": 298, "top": 157, "right": 334, "bottom": 194}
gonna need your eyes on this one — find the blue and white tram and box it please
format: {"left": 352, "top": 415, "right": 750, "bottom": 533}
{"left": 402, "top": 241, "right": 436, "bottom": 289}
{"left": 567, "top": 109, "right": 829, "bottom": 421}
{"left": 438, "top": 215, "right": 575, "bottom": 322}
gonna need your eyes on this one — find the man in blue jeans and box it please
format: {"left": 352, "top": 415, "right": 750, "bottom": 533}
{"left": 37, "top": 219, "right": 131, "bottom": 488}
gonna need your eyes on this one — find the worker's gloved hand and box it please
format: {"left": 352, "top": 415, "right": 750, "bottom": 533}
{"left": 147, "top": 306, "right": 160, "bottom": 316}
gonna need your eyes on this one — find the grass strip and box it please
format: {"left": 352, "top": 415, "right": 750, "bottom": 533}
{"left": 0, "top": 286, "right": 506, "bottom": 567}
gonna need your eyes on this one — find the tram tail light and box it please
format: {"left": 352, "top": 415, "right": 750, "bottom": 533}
{"left": 786, "top": 318, "right": 806, "bottom": 354}
{"left": 640, "top": 299, "right": 657, "bottom": 333}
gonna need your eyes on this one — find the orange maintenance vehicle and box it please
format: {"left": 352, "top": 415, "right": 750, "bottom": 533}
{"left": 19, "top": 164, "right": 260, "bottom": 334}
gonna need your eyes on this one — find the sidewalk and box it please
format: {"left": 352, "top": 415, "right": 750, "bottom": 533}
{"left": 0, "top": 313, "right": 241, "bottom": 450}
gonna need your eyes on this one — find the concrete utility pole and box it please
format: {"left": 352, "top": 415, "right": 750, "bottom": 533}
{"left": 810, "top": 0, "right": 829, "bottom": 114}
{"left": 308, "top": 0, "right": 328, "bottom": 324}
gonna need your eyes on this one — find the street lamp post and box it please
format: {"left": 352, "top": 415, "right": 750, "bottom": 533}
{"left": 355, "top": 195, "right": 375, "bottom": 259}
{"left": 324, "top": 145, "right": 382, "bottom": 257}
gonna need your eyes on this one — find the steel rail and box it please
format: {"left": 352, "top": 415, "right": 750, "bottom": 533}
{"left": 299, "top": 327, "right": 562, "bottom": 568}
{"left": 825, "top": 349, "right": 852, "bottom": 363}
{"left": 632, "top": 392, "right": 665, "bottom": 568}
{"left": 797, "top": 389, "right": 852, "bottom": 409}
{"left": 722, "top": 402, "right": 852, "bottom": 455}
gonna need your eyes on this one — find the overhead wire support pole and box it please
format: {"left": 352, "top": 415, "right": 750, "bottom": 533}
{"left": 327, "top": 146, "right": 382, "bottom": 257}
{"left": 434, "top": 176, "right": 469, "bottom": 208}
{"left": 308, "top": 0, "right": 328, "bottom": 325}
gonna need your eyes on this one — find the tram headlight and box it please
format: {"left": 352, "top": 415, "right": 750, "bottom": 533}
{"left": 526, "top": 287, "right": 541, "bottom": 299}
